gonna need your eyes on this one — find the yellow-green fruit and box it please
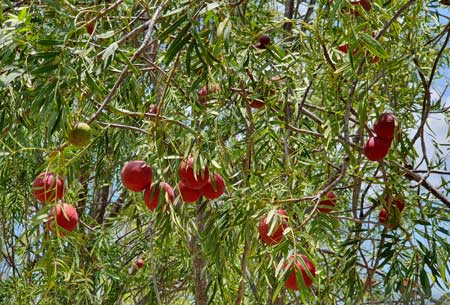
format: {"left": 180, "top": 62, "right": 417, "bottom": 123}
{"left": 68, "top": 122, "right": 91, "bottom": 147}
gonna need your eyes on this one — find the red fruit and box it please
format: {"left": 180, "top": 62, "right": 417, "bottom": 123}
{"left": 249, "top": 99, "right": 265, "bottom": 109}
{"left": 363, "top": 136, "right": 391, "bottom": 161}
{"left": 373, "top": 112, "right": 396, "bottom": 140}
{"left": 370, "top": 56, "right": 380, "bottom": 64}
{"left": 378, "top": 208, "right": 388, "bottom": 223}
{"left": 351, "top": 0, "right": 372, "bottom": 11}
{"left": 284, "top": 255, "right": 316, "bottom": 290}
{"left": 121, "top": 160, "right": 153, "bottom": 192}
{"left": 318, "top": 191, "right": 337, "bottom": 213}
{"left": 147, "top": 104, "right": 158, "bottom": 115}
{"left": 258, "top": 210, "right": 288, "bottom": 246}
{"left": 198, "top": 84, "right": 220, "bottom": 104}
{"left": 338, "top": 44, "right": 349, "bottom": 53}
{"left": 48, "top": 203, "right": 79, "bottom": 235}
{"left": 256, "top": 35, "right": 271, "bottom": 49}
{"left": 32, "top": 172, "right": 64, "bottom": 203}
{"left": 201, "top": 173, "right": 225, "bottom": 200}
{"left": 179, "top": 158, "right": 210, "bottom": 190}
{"left": 144, "top": 182, "right": 175, "bottom": 211}
{"left": 136, "top": 258, "right": 144, "bottom": 269}
{"left": 86, "top": 21, "right": 95, "bottom": 35}
{"left": 178, "top": 182, "right": 201, "bottom": 203}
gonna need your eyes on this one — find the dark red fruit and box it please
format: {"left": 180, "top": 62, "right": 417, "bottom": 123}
{"left": 121, "top": 160, "right": 153, "bottom": 192}
{"left": 351, "top": 0, "right": 372, "bottom": 11}
{"left": 385, "top": 195, "right": 405, "bottom": 212}
{"left": 284, "top": 255, "right": 316, "bottom": 290}
{"left": 178, "top": 182, "right": 201, "bottom": 203}
{"left": 373, "top": 113, "right": 396, "bottom": 139}
{"left": 144, "top": 182, "right": 175, "bottom": 211}
{"left": 378, "top": 208, "right": 388, "bottom": 224}
{"left": 48, "top": 203, "right": 79, "bottom": 236}
{"left": 179, "top": 158, "right": 209, "bottom": 190}
{"left": 32, "top": 172, "right": 64, "bottom": 203}
{"left": 258, "top": 210, "right": 288, "bottom": 246}
{"left": 364, "top": 137, "right": 391, "bottom": 161}
{"left": 256, "top": 35, "right": 271, "bottom": 49}
{"left": 147, "top": 104, "right": 158, "bottom": 115}
{"left": 86, "top": 21, "right": 95, "bottom": 35}
{"left": 201, "top": 173, "right": 225, "bottom": 200}
{"left": 318, "top": 191, "right": 337, "bottom": 213}
{"left": 249, "top": 99, "right": 265, "bottom": 109}
{"left": 370, "top": 56, "right": 380, "bottom": 64}
{"left": 136, "top": 258, "right": 144, "bottom": 269}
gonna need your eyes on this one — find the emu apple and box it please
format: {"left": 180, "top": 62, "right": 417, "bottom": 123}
{"left": 144, "top": 182, "right": 175, "bottom": 211}
{"left": 136, "top": 258, "right": 144, "bottom": 269}
{"left": 68, "top": 122, "right": 91, "bottom": 147}
{"left": 178, "top": 182, "right": 201, "bottom": 203}
{"left": 256, "top": 35, "right": 271, "bottom": 49}
{"left": 284, "top": 255, "right": 316, "bottom": 290}
{"left": 249, "top": 99, "right": 265, "bottom": 109}
{"left": 364, "top": 137, "right": 391, "bottom": 161}
{"left": 121, "top": 161, "right": 153, "bottom": 192}
{"left": 179, "top": 158, "right": 210, "bottom": 190}
{"left": 201, "top": 173, "right": 225, "bottom": 200}
{"left": 32, "top": 172, "right": 64, "bottom": 203}
{"left": 374, "top": 113, "right": 396, "bottom": 140}
{"left": 48, "top": 203, "right": 78, "bottom": 235}
{"left": 318, "top": 191, "right": 337, "bottom": 213}
{"left": 378, "top": 208, "right": 388, "bottom": 224}
{"left": 258, "top": 210, "right": 288, "bottom": 246}
{"left": 198, "top": 84, "right": 220, "bottom": 104}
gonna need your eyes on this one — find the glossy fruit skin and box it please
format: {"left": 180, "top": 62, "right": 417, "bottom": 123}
{"left": 136, "top": 258, "right": 144, "bottom": 269}
{"left": 378, "top": 208, "right": 388, "bottom": 224}
{"left": 179, "top": 158, "right": 210, "bottom": 190}
{"left": 338, "top": 44, "right": 359, "bottom": 55}
{"left": 48, "top": 203, "right": 79, "bottom": 235}
{"left": 258, "top": 210, "right": 288, "bottom": 246}
{"left": 32, "top": 172, "right": 64, "bottom": 203}
{"left": 200, "top": 173, "right": 225, "bottom": 200}
{"left": 284, "top": 255, "right": 316, "bottom": 290}
{"left": 86, "top": 22, "right": 95, "bottom": 35}
{"left": 249, "top": 99, "right": 265, "bottom": 109}
{"left": 144, "top": 182, "right": 175, "bottom": 211}
{"left": 121, "top": 161, "right": 153, "bottom": 192}
{"left": 318, "top": 191, "right": 337, "bottom": 213}
{"left": 147, "top": 104, "right": 158, "bottom": 115}
{"left": 374, "top": 113, "right": 396, "bottom": 139}
{"left": 68, "top": 122, "right": 91, "bottom": 147}
{"left": 364, "top": 137, "right": 391, "bottom": 161}
{"left": 178, "top": 182, "right": 201, "bottom": 203}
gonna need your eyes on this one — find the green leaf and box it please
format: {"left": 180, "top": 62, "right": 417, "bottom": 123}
{"left": 359, "top": 33, "right": 389, "bottom": 58}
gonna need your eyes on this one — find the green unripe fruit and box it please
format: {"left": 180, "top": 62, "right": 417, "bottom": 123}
{"left": 68, "top": 122, "right": 91, "bottom": 147}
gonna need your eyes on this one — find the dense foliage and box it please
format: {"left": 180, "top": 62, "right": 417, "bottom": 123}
{"left": 1, "top": 0, "right": 449, "bottom": 304}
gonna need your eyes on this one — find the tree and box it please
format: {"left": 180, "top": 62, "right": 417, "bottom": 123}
{"left": 1, "top": 0, "right": 449, "bottom": 304}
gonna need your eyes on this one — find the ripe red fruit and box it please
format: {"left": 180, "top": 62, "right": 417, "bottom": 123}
{"left": 338, "top": 44, "right": 360, "bottom": 55}
{"left": 179, "top": 158, "right": 210, "bottom": 190}
{"left": 121, "top": 160, "right": 153, "bottom": 192}
{"left": 144, "top": 182, "right": 175, "bottom": 211}
{"left": 364, "top": 136, "right": 391, "bottom": 161}
{"left": 284, "top": 255, "right": 316, "bottom": 290}
{"left": 178, "top": 182, "right": 201, "bottom": 203}
{"left": 136, "top": 258, "right": 144, "bottom": 269}
{"left": 198, "top": 84, "right": 220, "bottom": 104}
{"left": 370, "top": 56, "right": 380, "bottom": 64}
{"left": 256, "top": 35, "right": 271, "bottom": 49}
{"left": 48, "top": 203, "right": 79, "bottom": 235}
{"left": 147, "top": 104, "right": 158, "bottom": 115}
{"left": 351, "top": 0, "right": 372, "bottom": 11}
{"left": 86, "top": 21, "right": 95, "bottom": 35}
{"left": 32, "top": 172, "right": 64, "bottom": 203}
{"left": 201, "top": 173, "right": 225, "bottom": 200}
{"left": 378, "top": 208, "right": 388, "bottom": 224}
{"left": 249, "top": 99, "right": 265, "bottom": 109}
{"left": 373, "top": 113, "right": 396, "bottom": 139}
{"left": 258, "top": 210, "right": 288, "bottom": 246}
{"left": 318, "top": 191, "right": 337, "bottom": 213}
